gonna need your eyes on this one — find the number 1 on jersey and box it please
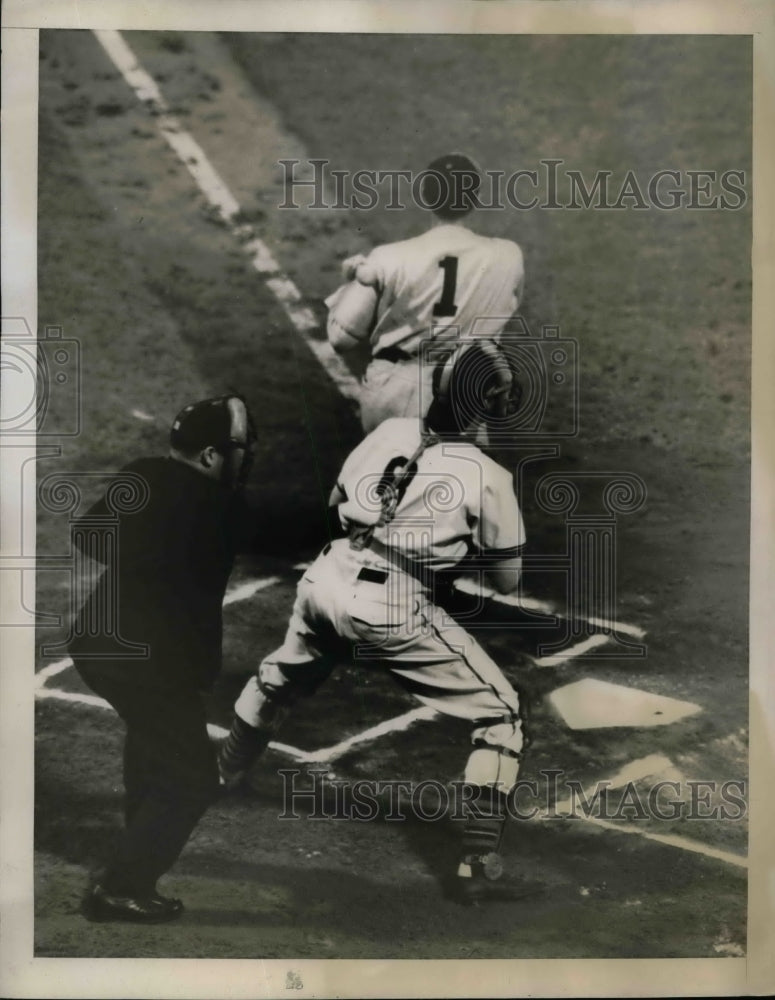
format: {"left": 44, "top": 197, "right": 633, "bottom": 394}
{"left": 433, "top": 256, "right": 458, "bottom": 317}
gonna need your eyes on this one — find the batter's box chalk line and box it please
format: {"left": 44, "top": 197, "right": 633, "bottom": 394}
{"left": 35, "top": 665, "right": 745, "bottom": 870}
{"left": 36, "top": 581, "right": 733, "bottom": 871}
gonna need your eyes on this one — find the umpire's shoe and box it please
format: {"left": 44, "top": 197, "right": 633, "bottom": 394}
{"left": 82, "top": 884, "right": 183, "bottom": 923}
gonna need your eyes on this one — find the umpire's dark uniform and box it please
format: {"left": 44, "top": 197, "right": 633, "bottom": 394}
{"left": 70, "top": 398, "right": 253, "bottom": 916}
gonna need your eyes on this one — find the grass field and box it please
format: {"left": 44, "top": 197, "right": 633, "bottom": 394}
{"left": 33, "top": 28, "right": 751, "bottom": 960}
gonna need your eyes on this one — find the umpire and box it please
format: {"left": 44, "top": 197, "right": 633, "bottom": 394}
{"left": 70, "top": 394, "right": 256, "bottom": 923}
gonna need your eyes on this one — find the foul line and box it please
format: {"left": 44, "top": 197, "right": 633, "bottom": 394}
{"left": 92, "top": 29, "right": 360, "bottom": 405}
{"left": 539, "top": 754, "right": 747, "bottom": 871}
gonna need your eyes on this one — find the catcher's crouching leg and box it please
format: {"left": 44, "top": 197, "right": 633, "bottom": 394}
{"left": 218, "top": 656, "right": 330, "bottom": 789}
{"left": 456, "top": 715, "right": 525, "bottom": 901}
{"left": 217, "top": 673, "right": 285, "bottom": 788}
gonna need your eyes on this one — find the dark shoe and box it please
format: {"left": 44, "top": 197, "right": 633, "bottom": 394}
{"left": 450, "top": 853, "right": 545, "bottom": 906}
{"left": 82, "top": 884, "right": 182, "bottom": 924}
{"left": 150, "top": 891, "right": 184, "bottom": 916}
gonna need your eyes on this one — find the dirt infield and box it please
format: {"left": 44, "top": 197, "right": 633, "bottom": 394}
{"left": 34, "top": 30, "right": 750, "bottom": 959}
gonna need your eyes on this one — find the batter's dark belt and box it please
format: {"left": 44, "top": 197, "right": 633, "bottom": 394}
{"left": 374, "top": 345, "right": 414, "bottom": 363}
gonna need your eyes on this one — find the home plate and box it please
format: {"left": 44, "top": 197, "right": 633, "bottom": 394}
{"left": 549, "top": 678, "right": 702, "bottom": 730}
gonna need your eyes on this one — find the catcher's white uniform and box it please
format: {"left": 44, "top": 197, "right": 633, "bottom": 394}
{"left": 234, "top": 417, "right": 527, "bottom": 790}
{"left": 326, "top": 224, "right": 524, "bottom": 432}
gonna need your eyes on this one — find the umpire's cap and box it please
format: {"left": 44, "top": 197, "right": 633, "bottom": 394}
{"left": 170, "top": 395, "right": 254, "bottom": 454}
{"left": 420, "top": 152, "right": 482, "bottom": 220}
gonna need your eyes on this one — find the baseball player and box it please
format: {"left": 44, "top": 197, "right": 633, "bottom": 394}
{"left": 326, "top": 153, "right": 525, "bottom": 433}
{"left": 70, "top": 394, "right": 257, "bottom": 923}
{"left": 219, "top": 341, "right": 531, "bottom": 903}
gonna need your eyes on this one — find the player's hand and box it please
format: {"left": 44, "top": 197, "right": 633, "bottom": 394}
{"left": 341, "top": 253, "right": 368, "bottom": 281}
{"left": 341, "top": 254, "right": 378, "bottom": 287}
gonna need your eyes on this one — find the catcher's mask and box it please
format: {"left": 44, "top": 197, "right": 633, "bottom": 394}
{"left": 428, "top": 339, "right": 522, "bottom": 436}
{"left": 170, "top": 393, "right": 257, "bottom": 488}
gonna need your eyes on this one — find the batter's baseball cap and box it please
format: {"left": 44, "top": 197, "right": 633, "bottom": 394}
{"left": 170, "top": 396, "right": 239, "bottom": 454}
{"left": 420, "top": 152, "right": 482, "bottom": 219}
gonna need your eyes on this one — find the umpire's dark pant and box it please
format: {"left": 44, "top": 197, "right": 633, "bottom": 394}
{"left": 74, "top": 660, "right": 220, "bottom": 897}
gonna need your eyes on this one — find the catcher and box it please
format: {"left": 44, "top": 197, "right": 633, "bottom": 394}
{"left": 219, "top": 341, "right": 532, "bottom": 904}
{"left": 325, "top": 152, "right": 525, "bottom": 432}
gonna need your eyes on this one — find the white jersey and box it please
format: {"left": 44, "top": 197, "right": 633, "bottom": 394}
{"left": 362, "top": 225, "right": 523, "bottom": 356}
{"left": 335, "top": 418, "right": 525, "bottom": 571}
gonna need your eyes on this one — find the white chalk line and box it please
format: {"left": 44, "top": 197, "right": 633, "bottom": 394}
{"left": 539, "top": 754, "right": 747, "bottom": 870}
{"left": 35, "top": 678, "right": 434, "bottom": 766}
{"left": 34, "top": 687, "right": 309, "bottom": 761}
{"left": 130, "top": 408, "right": 154, "bottom": 422}
{"left": 36, "top": 648, "right": 742, "bottom": 869}
{"left": 35, "top": 657, "right": 75, "bottom": 689}
{"left": 297, "top": 705, "right": 438, "bottom": 765}
{"left": 35, "top": 570, "right": 638, "bottom": 698}
{"left": 532, "top": 632, "right": 611, "bottom": 668}
{"left": 37, "top": 687, "right": 110, "bottom": 710}
{"left": 92, "top": 29, "right": 360, "bottom": 405}
{"left": 222, "top": 576, "right": 282, "bottom": 606}
{"left": 452, "top": 577, "right": 646, "bottom": 640}
{"left": 574, "top": 817, "right": 747, "bottom": 870}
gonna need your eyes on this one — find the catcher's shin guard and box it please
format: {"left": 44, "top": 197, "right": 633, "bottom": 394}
{"left": 457, "top": 784, "right": 510, "bottom": 881}
{"left": 457, "top": 718, "right": 523, "bottom": 886}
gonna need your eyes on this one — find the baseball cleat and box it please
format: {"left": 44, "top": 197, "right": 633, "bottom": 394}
{"left": 82, "top": 884, "right": 183, "bottom": 923}
{"left": 451, "top": 853, "right": 545, "bottom": 906}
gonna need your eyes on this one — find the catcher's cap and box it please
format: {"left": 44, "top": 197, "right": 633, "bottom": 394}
{"left": 421, "top": 152, "right": 482, "bottom": 219}
{"left": 170, "top": 395, "right": 254, "bottom": 454}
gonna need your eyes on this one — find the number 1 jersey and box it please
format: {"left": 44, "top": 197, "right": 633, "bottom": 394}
{"left": 364, "top": 224, "right": 524, "bottom": 357}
